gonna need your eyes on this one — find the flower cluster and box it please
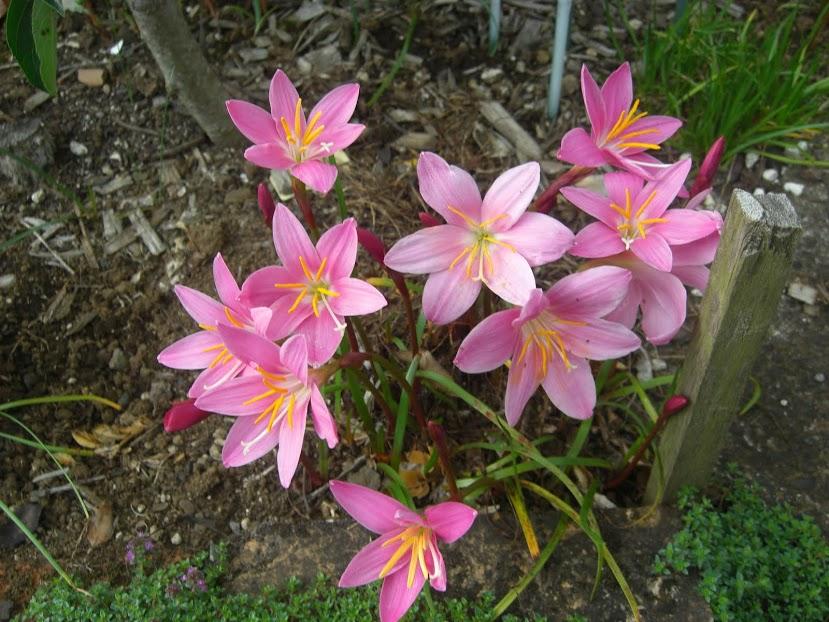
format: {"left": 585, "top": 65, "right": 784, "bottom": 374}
{"left": 157, "top": 65, "right": 724, "bottom": 622}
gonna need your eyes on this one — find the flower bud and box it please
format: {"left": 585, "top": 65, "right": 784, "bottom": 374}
{"left": 257, "top": 183, "right": 276, "bottom": 226}
{"left": 689, "top": 136, "right": 725, "bottom": 197}
{"left": 418, "top": 212, "right": 441, "bottom": 228}
{"left": 662, "top": 394, "right": 690, "bottom": 418}
{"left": 357, "top": 227, "right": 386, "bottom": 264}
{"left": 338, "top": 351, "right": 371, "bottom": 369}
{"left": 163, "top": 399, "right": 210, "bottom": 433}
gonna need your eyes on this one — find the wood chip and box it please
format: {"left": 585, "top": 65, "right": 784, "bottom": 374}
{"left": 393, "top": 132, "right": 436, "bottom": 151}
{"left": 128, "top": 208, "right": 166, "bottom": 255}
{"left": 77, "top": 68, "right": 105, "bottom": 87}
{"left": 65, "top": 310, "right": 98, "bottom": 336}
{"left": 95, "top": 174, "right": 133, "bottom": 195}
{"left": 788, "top": 281, "right": 817, "bottom": 305}
{"left": 479, "top": 100, "right": 543, "bottom": 161}
{"left": 87, "top": 501, "right": 113, "bottom": 547}
{"left": 104, "top": 206, "right": 170, "bottom": 255}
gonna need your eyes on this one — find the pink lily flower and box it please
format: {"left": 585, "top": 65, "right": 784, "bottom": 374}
{"left": 330, "top": 480, "right": 476, "bottom": 622}
{"left": 241, "top": 204, "right": 387, "bottom": 366}
{"left": 558, "top": 63, "right": 682, "bottom": 178}
{"left": 454, "top": 267, "right": 640, "bottom": 423}
{"left": 158, "top": 253, "right": 278, "bottom": 398}
{"left": 226, "top": 69, "right": 365, "bottom": 194}
{"left": 383, "top": 152, "right": 574, "bottom": 324}
{"left": 599, "top": 215, "right": 722, "bottom": 345}
{"left": 561, "top": 159, "right": 719, "bottom": 272}
{"left": 194, "top": 326, "right": 338, "bottom": 486}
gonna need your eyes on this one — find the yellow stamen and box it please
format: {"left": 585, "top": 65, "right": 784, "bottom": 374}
{"left": 274, "top": 282, "right": 307, "bottom": 289}
{"left": 198, "top": 323, "right": 216, "bottom": 332}
{"left": 378, "top": 538, "right": 415, "bottom": 579}
{"left": 445, "top": 205, "right": 479, "bottom": 229}
{"left": 608, "top": 202, "right": 628, "bottom": 218}
{"left": 618, "top": 142, "right": 661, "bottom": 150}
{"left": 303, "top": 111, "right": 323, "bottom": 143}
{"left": 311, "top": 293, "right": 320, "bottom": 317}
{"left": 635, "top": 190, "right": 659, "bottom": 218}
{"left": 293, "top": 98, "right": 302, "bottom": 139}
{"left": 280, "top": 117, "right": 295, "bottom": 144}
{"left": 224, "top": 306, "right": 245, "bottom": 328}
{"left": 448, "top": 246, "right": 471, "bottom": 270}
{"left": 286, "top": 394, "right": 296, "bottom": 429}
{"left": 287, "top": 288, "right": 308, "bottom": 313}
{"left": 314, "top": 257, "right": 328, "bottom": 280}
{"left": 299, "top": 256, "right": 314, "bottom": 281}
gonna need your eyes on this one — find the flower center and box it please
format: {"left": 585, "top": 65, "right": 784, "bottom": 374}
{"left": 279, "top": 98, "right": 326, "bottom": 162}
{"left": 239, "top": 368, "right": 307, "bottom": 454}
{"left": 516, "top": 312, "right": 585, "bottom": 378}
{"left": 378, "top": 525, "right": 441, "bottom": 588}
{"left": 608, "top": 188, "right": 666, "bottom": 250}
{"left": 445, "top": 206, "right": 516, "bottom": 283}
{"left": 602, "top": 98, "right": 660, "bottom": 151}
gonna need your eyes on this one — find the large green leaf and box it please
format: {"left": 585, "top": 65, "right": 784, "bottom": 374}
{"left": 5, "top": 0, "right": 60, "bottom": 96}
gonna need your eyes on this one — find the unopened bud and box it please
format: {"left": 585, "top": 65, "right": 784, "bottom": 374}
{"left": 339, "top": 352, "right": 371, "bottom": 369}
{"left": 257, "top": 183, "right": 276, "bottom": 226}
{"left": 357, "top": 227, "right": 386, "bottom": 264}
{"left": 689, "top": 136, "right": 725, "bottom": 197}
{"left": 163, "top": 399, "right": 210, "bottom": 433}
{"left": 663, "top": 395, "right": 690, "bottom": 418}
{"left": 418, "top": 212, "right": 441, "bottom": 228}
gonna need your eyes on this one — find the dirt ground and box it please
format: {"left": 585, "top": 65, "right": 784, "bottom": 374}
{"left": 1, "top": 1, "right": 826, "bottom": 619}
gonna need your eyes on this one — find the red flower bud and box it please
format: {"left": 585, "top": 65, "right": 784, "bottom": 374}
{"left": 418, "top": 212, "right": 441, "bottom": 228}
{"left": 689, "top": 136, "right": 725, "bottom": 197}
{"left": 163, "top": 399, "right": 211, "bottom": 433}
{"left": 663, "top": 394, "right": 690, "bottom": 418}
{"left": 357, "top": 227, "right": 386, "bottom": 264}
{"left": 257, "top": 183, "right": 276, "bottom": 226}
{"left": 339, "top": 351, "right": 371, "bottom": 369}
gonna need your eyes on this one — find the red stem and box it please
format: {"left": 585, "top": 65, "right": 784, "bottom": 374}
{"left": 427, "top": 420, "right": 461, "bottom": 502}
{"left": 532, "top": 165, "right": 592, "bottom": 214}
{"left": 291, "top": 177, "right": 318, "bottom": 238}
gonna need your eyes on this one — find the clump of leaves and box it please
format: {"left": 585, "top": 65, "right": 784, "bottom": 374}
{"left": 653, "top": 476, "right": 829, "bottom": 622}
{"left": 17, "top": 543, "right": 546, "bottom": 621}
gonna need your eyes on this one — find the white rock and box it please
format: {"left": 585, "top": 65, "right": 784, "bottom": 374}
{"left": 787, "top": 281, "right": 817, "bottom": 305}
{"left": 797, "top": 140, "right": 809, "bottom": 151}
{"left": 761, "top": 168, "right": 779, "bottom": 182}
{"left": 0, "top": 274, "right": 16, "bottom": 289}
{"left": 745, "top": 151, "right": 759, "bottom": 169}
{"left": 481, "top": 68, "right": 504, "bottom": 83}
{"left": 31, "top": 189, "right": 45, "bottom": 203}
{"left": 69, "top": 141, "right": 88, "bottom": 156}
{"left": 170, "top": 532, "right": 182, "bottom": 545}
{"left": 753, "top": 187, "right": 765, "bottom": 198}
{"left": 783, "top": 181, "right": 804, "bottom": 197}
{"left": 815, "top": 373, "right": 825, "bottom": 383}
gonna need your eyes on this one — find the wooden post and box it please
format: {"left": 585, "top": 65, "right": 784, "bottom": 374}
{"left": 645, "top": 190, "right": 801, "bottom": 502}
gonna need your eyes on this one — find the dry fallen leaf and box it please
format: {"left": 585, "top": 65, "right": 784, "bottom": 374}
{"left": 72, "top": 418, "right": 148, "bottom": 453}
{"left": 77, "top": 68, "right": 105, "bottom": 87}
{"left": 87, "top": 501, "right": 113, "bottom": 547}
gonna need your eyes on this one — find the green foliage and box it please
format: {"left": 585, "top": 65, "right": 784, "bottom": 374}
{"left": 17, "top": 543, "right": 545, "bottom": 621}
{"left": 5, "top": 0, "right": 62, "bottom": 95}
{"left": 625, "top": 1, "right": 829, "bottom": 165}
{"left": 653, "top": 476, "right": 829, "bottom": 622}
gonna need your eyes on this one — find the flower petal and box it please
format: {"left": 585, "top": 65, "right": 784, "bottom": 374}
{"left": 557, "top": 127, "right": 607, "bottom": 167}
{"left": 557, "top": 318, "right": 640, "bottom": 360}
{"left": 421, "top": 268, "right": 481, "bottom": 325}
{"left": 547, "top": 265, "right": 632, "bottom": 318}
{"left": 673, "top": 265, "right": 710, "bottom": 291}
{"left": 484, "top": 245, "right": 536, "bottom": 306}
{"left": 268, "top": 69, "right": 300, "bottom": 125}
{"left": 384, "top": 225, "right": 472, "bottom": 274}
{"left": 317, "top": 218, "right": 358, "bottom": 280}
{"left": 454, "top": 309, "right": 519, "bottom": 373}
{"left": 174, "top": 285, "right": 225, "bottom": 326}
{"left": 496, "top": 212, "right": 574, "bottom": 266}
{"left": 240, "top": 266, "right": 285, "bottom": 308}
{"left": 638, "top": 269, "right": 687, "bottom": 345}
{"left": 329, "top": 481, "right": 415, "bottom": 534}
{"left": 328, "top": 277, "right": 388, "bottom": 316}
{"left": 213, "top": 253, "right": 241, "bottom": 311}
{"left": 217, "top": 324, "right": 283, "bottom": 374}
{"left": 417, "top": 152, "right": 482, "bottom": 225}
{"left": 480, "top": 162, "right": 540, "bottom": 230}
{"left": 195, "top": 375, "right": 271, "bottom": 416}
{"left": 291, "top": 160, "right": 338, "bottom": 194}
{"left": 225, "top": 100, "right": 279, "bottom": 145}
{"left": 158, "top": 331, "right": 223, "bottom": 369}
{"left": 295, "top": 311, "right": 344, "bottom": 366}
{"left": 273, "top": 203, "right": 319, "bottom": 272}
{"left": 187, "top": 359, "right": 246, "bottom": 398}
{"left": 560, "top": 185, "right": 617, "bottom": 228}
{"left": 266, "top": 295, "right": 314, "bottom": 340}
{"left": 603, "top": 171, "right": 645, "bottom": 208}
{"left": 650, "top": 209, "right": 721, "bottom": 245}
{"left": 307, "top": 83, "right": 360, "bottom": 130}
{"left": 541, "top": 355, "right": 596, "bottom": 420}
{"left": 424, "top": 502, "right": 477, "bottom": 543}
{"left": 379, "top": 566, "right": 426, "bottom": 622}
{"left": 504, "top": 353, "right": 542, "bottom": 426}
{"left": 580, "top": 64, "right": 606, "bottom": 133}
{"left": 222, "top": 414, "right": 279, "bottom": 467}
{"left": 276, "top": 397, "right": 308, "bottom": 488}
{"left": 337, "top": 530, "right": 406, "bottom": 588}
{"left": 635, "top": 159, "right": 692, "bottom": 219}
{"left": 671, "top": 229, "right": 721, "bottom": 267}
{"left": 570, "top": 222, "right": 626, "bottom": 258}
{"left": 600, "top": 62, "right": 632, "bottom": 128}
{"left": 310, "top": 385, "right": 338, "bottom": 448}
{"left": 631, "top": 234, "right": 673, "bottom": 272}
{"left": 279, "top": 334, "right": 308, "bottom": 383}
{"left": 603, "top": 282, "right": 641, "bottom": 329}
{"left": 317, "top": 123, "right": 365, "bottom": 153}
{"left": 244, "top": 143, "right": 294, "bottom": 170}
{"left": 617, "top": 115, "right": 682, "bottom": 154}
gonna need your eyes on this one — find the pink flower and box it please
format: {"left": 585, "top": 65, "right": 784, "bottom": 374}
{"left": 384, "top": 152, "right": 574, "bottom": 324}
{"left": 561, "top": 159, "right": 719, "bottom": 272}
{"left": 599, "top": 216, "right": 722, "bottom": 345}
{"left": 226, "top": 69, "right": 365, "bottom": 194}
{"left": 558, "top": 63, "right": 682, "bottom": 178}
{"left": 330, "top": 480, "right": 476, "bottom": 622}
{"left": 158, "top": 253, "right": 278, "bottom": 398}
{"left": 454, "top": 267, "right": 640, "bottom": 423}
{"left": 195, "top": 326, "right": 337, "bottom": 486}
{"left": 163, "top": 399, "right": 211, "bottom": 433}
{"left": 241, "top": 204, "right": 387, "bottom": 366}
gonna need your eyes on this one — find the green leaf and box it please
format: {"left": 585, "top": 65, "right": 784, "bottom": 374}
{"left": 5, "top": 0, "right": 60, "bottom": 95}
{"left": 38, "top": 0, "right": 64, "bottom": 15}
{"left": 32, "top": 0, "right": 58, "bottom": 95}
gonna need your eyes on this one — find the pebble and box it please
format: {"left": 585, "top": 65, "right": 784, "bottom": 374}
{"left": 744, "top": 151, "right": 759, "bottom": 169}
{"left": 240, "top": 518, "right": 250, "bottom": 531}
{"left": 815, "top": 373, "right": 825, "bottom": 383}
{"left": 0, "top": 274, "right": 16, "bottom": 289}
{"left": 783, "top": 181, "right": 804, "bottom": 197}
{"left": 170, "top": 532, "right": 182, "bottom": 545}
{"left": 788, "top": 282, "right": 817, "bottom": 305}
{"left": 23, "top": 91, "right": 51, "bottom": 112}
{"left": 780, "top": 399, "right": 788, "bottom": 407}
{"left": 78, "top": 68, "right": 105, "bottom": 87}
{"left": 481, "top": 68, "right": 503, "bottom": 83}
{"left": 108, "top": 347, "right": 128, "bottom": 370}
{"left": 238, "top": 48, "right": 269, "bottom": 62}
{"left": 30, "top": 189, "right": 45, "bottom": 204}
{"left": 69, "top": 141, "right": 88, "bottom": 156}
{"left": 761, "top": 168, "right": 779, "bottom": 183}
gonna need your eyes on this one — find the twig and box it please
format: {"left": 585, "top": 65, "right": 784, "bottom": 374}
{"left": 308, "top": 455, "right": 367, "bottom": 500}
{"left": 114, "top": 119, "right": 161, "bottom": 137}
{"left": 26, "top": 225, "right": 75, "bottom": 274}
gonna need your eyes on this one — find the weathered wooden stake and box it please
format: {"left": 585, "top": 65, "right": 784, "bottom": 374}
{"left": 645, "top": 190, "right": 801, "bottom": 503}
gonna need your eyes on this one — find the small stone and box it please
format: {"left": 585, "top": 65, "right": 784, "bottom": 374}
{"left": 628, "top": 18, "right": 643, "bottom": 31}
{"left": 23, "top": 91, "right": 51, "bottom": 113}
{"left": 108, "top": 347, "right": 128, "bottom": 370}
{"left": 179, "top": 498, "right": 196, "bottom": 514}
{"left": 69, "top": 141, "right": 88, "bottom": 156}
{"left": 95, "top": 174, "right": 133, "bottom": 195}
{"left": 229, "top": 520, "right": 241, "bottom": 535}
{"left": 815, "top": 373, "right": 825, "bottom": 383}
{"left": 783, "top": 181, "right": 804, "bottom": 197}
{"left": 240, "top": 518, "right": 250, "bottom": 531}
{"left": 238, "top": 48, "right": 269, "bottom": 62}
{"left": 0, "top": 275, "right": 16, "bottom": 289}
{"left": 31, "top": 189, "right": 45, "bottom": 203}
{"left": 745, "top": 151, "right": 759, "bottom": 169}
{"left": 481, "top": 68, "right": 503, "bottom": 83}
{"left": 788, "top": 282, "right": 817, "bottom": 305}
{"left": 753, "top": 187, "right": 765, "bottom": 198}
{"left": 797, "top": 140, "right": 809, "bottom": 151}
{"left": 78, "top": 68, "right": 105, "bottom": 87}
{"left": 780, "top": 399, "right": 788, "bottom": 407}
{"left": 761, "top": 168, "right": 779, "bottom": 182}
{"left": 651, "top": 358, "right": 668, "bottom": 372}
{"left": 562, "top": 73, "right": 579, "bottom": 96}
{"left": 170, "top": 532, "right": 182, "bottom": 545}
{"left": 535, "top": 49, "right": 550, "bottom": 65}
{"left": 209, "top": 444, "right": 222, "bottom": 461}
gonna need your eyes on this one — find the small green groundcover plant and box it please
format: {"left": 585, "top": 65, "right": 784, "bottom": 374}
{"left": 653, "top": 474, "right": 829, "bottom": 622}
{"left": 16, "top": 543, "right": 547, "bottom": 622}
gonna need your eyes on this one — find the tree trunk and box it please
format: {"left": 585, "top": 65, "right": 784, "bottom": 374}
{"left": 127, "top": 0, "right": 241, "bottom": 146}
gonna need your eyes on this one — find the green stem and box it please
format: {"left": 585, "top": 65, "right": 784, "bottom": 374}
{"left": 0, "top": 431, "right": 94, "bottom": 457}
{"left": 0, "top": 394, "right": 121, "bottom": 412}
{"left": 367, "top": 4, "right": 420, "bottom": 107}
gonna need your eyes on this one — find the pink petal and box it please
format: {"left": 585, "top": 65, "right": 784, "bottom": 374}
{"left": 317, "top": 123, "right": 365, "bottom": 154}
{"left": 604, "top": 282, "right": 641, "bottom": 329}
{"left": 541, "top": 355, "right": 596, "bottom": 420}
{"left": 194, "top": 375, "right": 271, "bottom": 416}
{"left": 291, "top": 160, "right": 338, "bottom": 194}
{"left": 417, "top": 152, "right": 483, "bottom": 226}
{"left": 634, "top": 159, "right": 692, "bottom": 219}
{"left": 307, "top": 83, "right": 360, "bottom": 130}
{"left": 484, "top": 245, "right": 536, "bottom": 306}
{"left": 631, "top": 234, "right": 673, "bottom": 272}
{"left": 480, "top": 161, "right": 540, "bottom": 230}
{"left": 244, "top": 143, "right": 294, "bottom": 170}
{"left": 273, "top": 203, "right": 319, "bottom": 272}
{"left": 213, "top": 253, "right": 241, "bottom": 311}
{"left": 604, "top": 171, "right": 644, "bottom": 208}
{"left": 617, "top": 115, "right": 682, "bottom": 153}
{"left": 557, "top": 318, "right": 640, "bottom": 360}
{"left": 515, "top": 288, "right": 548, "bottom": 324}
{"left": 559, "top": 186, "right": 617, "bottom": 228}
{"left": 295, "top": 311, "right": 343, "bottom": 366}
{"left": 384, "top": 225, "right": 472, "bottom": 274}
{"left": 276, "top": 396, "right": 309, "bottom": 488}
{"left": 421, "top": 267, "right": 481, "bottom": 325}
{"left": 604, "top": 149, "right": 656, "bottom": 179}
{"left": 672, "top": 265, "right": 710, "bottom": 290}
{"left": 504, "top": 353, "right": 542, "bottom": 426}
{"left": 580, "top": 64, "right": 606, "bottom": 133}
{"left": 496, "top": 212, "right": 573, "bottom": 266}
{"left": 547, "top": 265, "right": 632, "bottom": 319}
{"left": 225, "top": 100, "right": 278, "bottom": 145}
{"left": 249, "top": 306, "right": 274, "bottom": 337}
{"left": 174, "top": 285, "right": 225, "bottom": 326}
{"left": 428, "top": 543, "right": 447, "bottom": 592}
{"left": 599, "top": 62, "right": 633, "bottom": 130}
{"left": 317, "top": 218, "right": 358, "bottom": 280}
{"left": 651, "top": 209, "right": 721, "bottom": 245}
{"left": 454, "top": 309, "right": 519, "bottom": 373}
{"left": 158, "top": 331, "right": 222, "bottom": 369}
{"left": 268, "top": 69, "right": 300, "bottom": 125}
{"left": 329, "top": 481, "right": 415, "bottom": 534}
{"left": 217, "top": 324, "right": 283, "bottom": 374}
{"left": 557, "top": 127, "right": 608, "bottom": 167}
{"left": 424, "top": 502, "right": 477, "bottom": 543}
{"left": 379, "top": 566, "right": 426, "bottom": 622}
{"left": 671, "top": 229, "right": 721, "bottom": 266}
{"left": 266, "top": 295, "right": 314, "bottom": 340}
{"left": 338, "top": 531, "right": 404, "bottom": 588}
{"left": 222, "top": 414, "right": 279, "bottom": 467}
{"left": 240, "top": 266, "right": 284, "bottom": 308}
{"left": 571, "top": 222, "right": 626, "bottom": 258}
{"left": 187, "top": 358, "right": 245, "bottom": 398}
{"left": 328, "top": 277, "right": 388, "bottom": 316}
{"left": 310, "top": 385, "right": 338, "bottom": 448}
{"left": 279, "top": 334, "right": 308, "bottom": 383}
{"left": 638, "top": 269, "right": 687, "bottom": 345}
